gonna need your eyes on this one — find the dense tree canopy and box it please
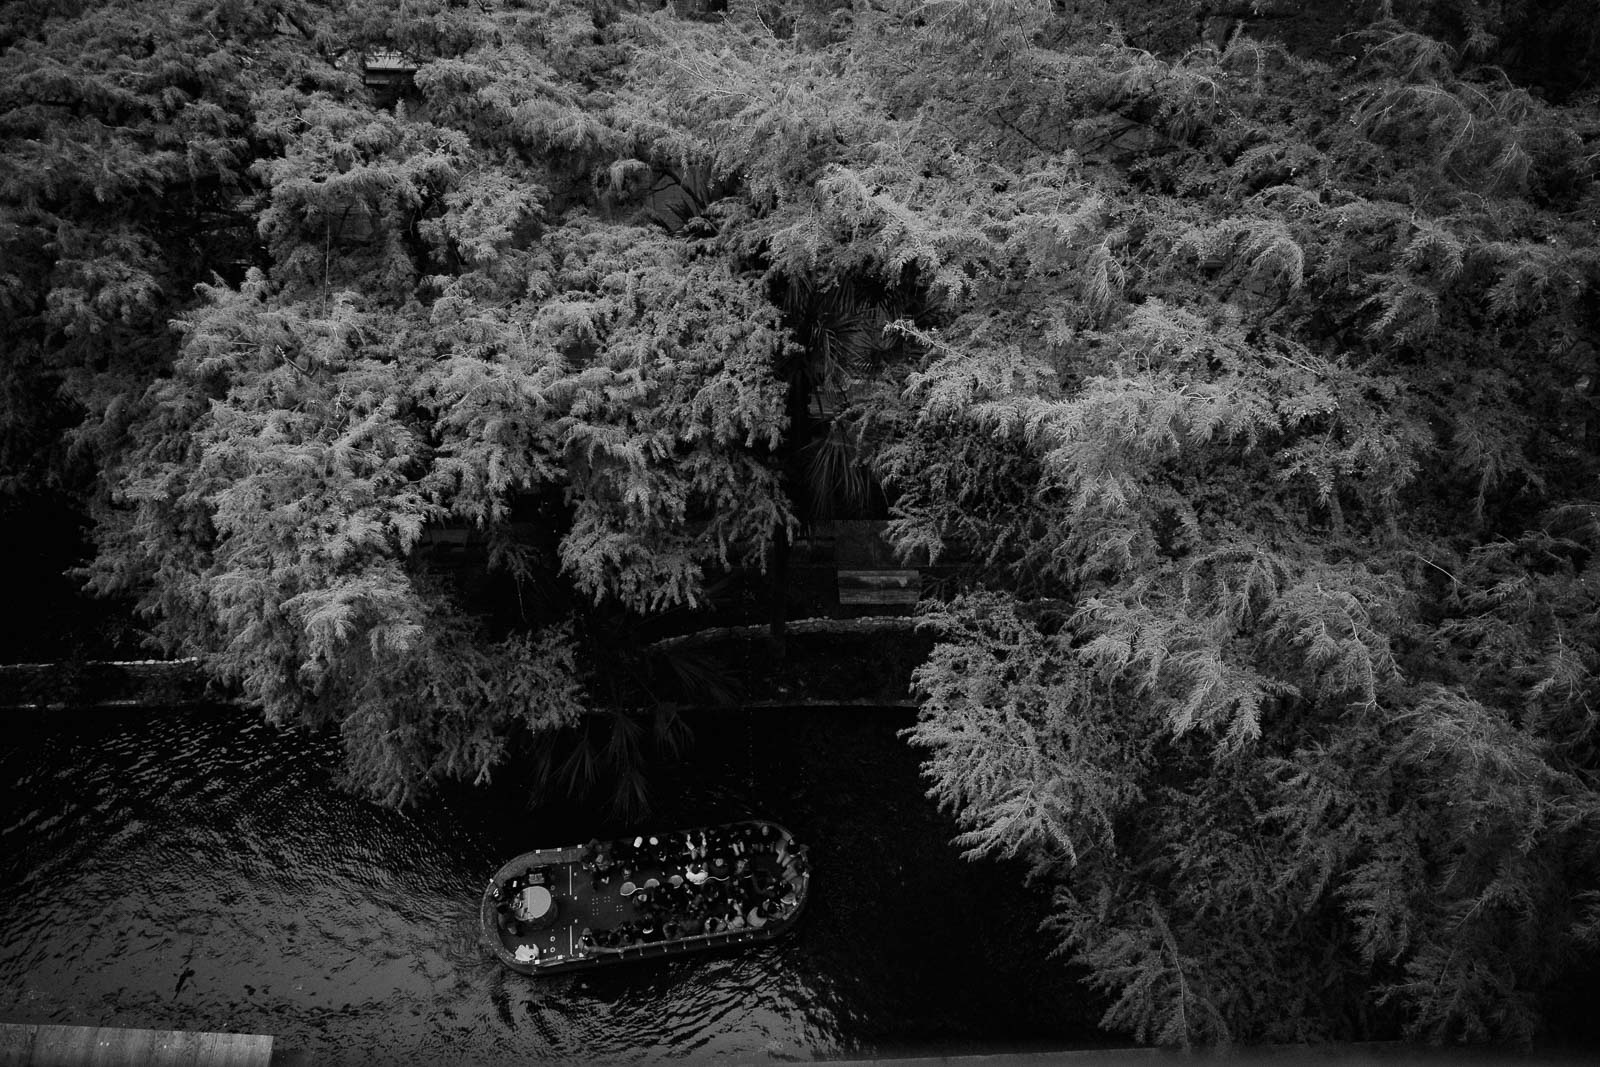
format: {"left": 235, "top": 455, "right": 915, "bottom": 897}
{"left": 5, "top": 0, "right": 1600, "bottom": 1049}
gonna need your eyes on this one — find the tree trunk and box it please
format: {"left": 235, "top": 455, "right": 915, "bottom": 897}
{"left": 768, "top": 519, "right": 789, "bottom": 660}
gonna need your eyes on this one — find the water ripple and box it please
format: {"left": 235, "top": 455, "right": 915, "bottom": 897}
{"left": 1, "top": 704, "right": 1100, "bottom": 1064}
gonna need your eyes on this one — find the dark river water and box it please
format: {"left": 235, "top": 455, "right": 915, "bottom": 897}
{"left": 1, "top": 704, "right": 1107, "bottom": 1064}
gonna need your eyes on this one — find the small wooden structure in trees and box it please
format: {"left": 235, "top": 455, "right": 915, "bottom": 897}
{"left": 361, "top": 52, "right": 418, "bottom": 101}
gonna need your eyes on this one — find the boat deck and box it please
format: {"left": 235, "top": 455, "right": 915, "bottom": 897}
{"left": 481, "top": 820, "right": 809, "bottom": 975}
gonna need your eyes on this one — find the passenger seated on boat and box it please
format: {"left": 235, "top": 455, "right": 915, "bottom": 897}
{"left": 746, "top": 905, "right": 767, "bottom": 929}
{"left": 686, "top": 862, "right": 709, "bottom": 885}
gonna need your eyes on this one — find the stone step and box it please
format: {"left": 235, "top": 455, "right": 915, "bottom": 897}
{"left": 837, "top": 569, "right": 920, "bottom": 606}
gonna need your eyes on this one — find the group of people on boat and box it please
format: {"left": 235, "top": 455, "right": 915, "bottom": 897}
{"left": 576, "top": 823, "right": 810, "bottom": 954}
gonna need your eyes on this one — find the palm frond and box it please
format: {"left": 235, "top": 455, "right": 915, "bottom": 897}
{"left": 801, "top": 419, "right": 876, "bottom": 519}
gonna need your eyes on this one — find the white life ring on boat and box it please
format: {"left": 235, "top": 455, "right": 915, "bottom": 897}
{"left": 515, "top": 885, "right": 552, "bottom": 920}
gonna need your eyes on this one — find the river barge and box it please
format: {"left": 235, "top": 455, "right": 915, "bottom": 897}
{"left": 480, "top": 819, "right": 811, "bottom": 975}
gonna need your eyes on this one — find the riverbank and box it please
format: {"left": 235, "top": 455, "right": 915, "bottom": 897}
{"left": 0, "top": 620, "right": 935, "bottom": 713}
{"left": 0, "top": 658, "right": 211, "bottom": 710}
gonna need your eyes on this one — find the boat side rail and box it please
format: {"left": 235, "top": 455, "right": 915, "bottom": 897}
{"left": 537, "top": 924, "right": 790, "bottom": 968}
{"left": 575, "top": 885, "right": 808, "bottom": 955}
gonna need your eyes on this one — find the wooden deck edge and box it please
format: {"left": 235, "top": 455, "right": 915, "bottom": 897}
{"left": 0, "top": 1023, "right": 272, "bottom": 1066}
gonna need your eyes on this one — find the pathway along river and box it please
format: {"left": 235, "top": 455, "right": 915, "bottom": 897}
{"left": 1, "top": 703, "right": 1106, "bottom": 1064}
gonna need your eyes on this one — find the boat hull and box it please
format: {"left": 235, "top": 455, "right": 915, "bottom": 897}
{"left": 480, "top": 819, "right": 809, "bottom": 976}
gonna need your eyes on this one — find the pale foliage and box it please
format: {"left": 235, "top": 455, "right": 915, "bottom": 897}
{"left": 49, "top": 0, "right": 1600, "bottom": 1044}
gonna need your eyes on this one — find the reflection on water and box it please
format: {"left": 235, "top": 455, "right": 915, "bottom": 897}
{"left": 0, "top": 705, "right": 1101, "bottom": 1064}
